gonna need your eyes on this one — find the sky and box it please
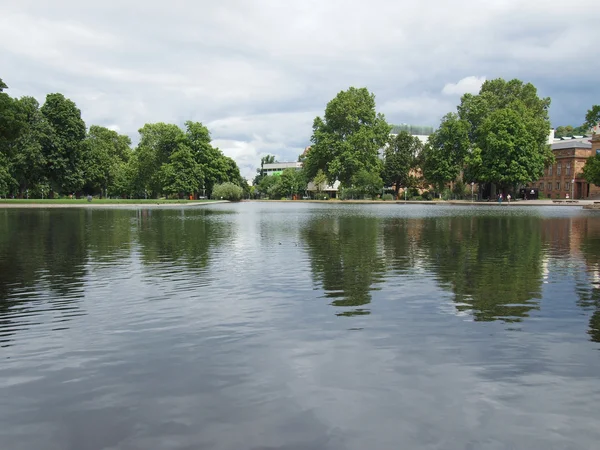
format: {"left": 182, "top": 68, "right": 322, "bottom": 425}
{"left": 1, "top": 0, "right": 599, "bottom": 180}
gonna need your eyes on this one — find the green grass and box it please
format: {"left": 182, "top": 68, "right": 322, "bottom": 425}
{"left": 0, "top": 198, "right": 215, "bottom": 204}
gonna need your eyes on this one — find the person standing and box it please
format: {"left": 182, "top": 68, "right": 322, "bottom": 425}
{"left": 507, "top": 193, "right": 511, "bottom": 204}
{"left": 498, "top": 193, "right": 503, "bottom": 204}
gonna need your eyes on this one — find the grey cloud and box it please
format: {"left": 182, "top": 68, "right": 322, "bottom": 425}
{"left": 2, "top": 0, "right": 599, "bottom": 178}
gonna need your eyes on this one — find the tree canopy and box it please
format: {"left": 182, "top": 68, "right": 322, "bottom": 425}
{"left": 582, "top": 154, "right": 600, "bottom": 187}
{"left": 0, "top": 77, "right": 246, "bottom": 199}
{"left": 383, "top": 131, "right": 421, "bottom": 195}
{"left": 419, "top": 78, "right": 553, "bottom": 191}
{"left": 584, "top": 105, "right": 600, "bottom": 131}
{"left": 304, "top": 87, "right": 390, "bottom": 188}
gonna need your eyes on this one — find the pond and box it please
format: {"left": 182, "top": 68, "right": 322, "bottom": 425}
{"left": 1, "top": 203, "right": 599, "bottom": 450}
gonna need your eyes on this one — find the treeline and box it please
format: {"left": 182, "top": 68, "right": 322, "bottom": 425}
{"left": 297, "top": 81, "right": 600, "bottom": 200}
{"left": 0, "top": 78, "right": 247, "bottom": 199}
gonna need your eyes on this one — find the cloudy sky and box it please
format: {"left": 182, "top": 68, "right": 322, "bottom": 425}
{"left": 1, "top": 0, "right": 599, "bottom": 179}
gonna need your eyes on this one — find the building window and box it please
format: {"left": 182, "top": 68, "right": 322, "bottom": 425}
{"left": 548, "top": 165, "right": 553, "bottom": 176}
{"left": 566, "top": 163, "right": 571, "bottom": 176}
{"left": 539, "top": 183, "right": 544, "bottom": 190}
{"left": 557, "top": 164, "right": 562, "bottom": 175}
{"left": 548, "top": 182, "right": 552, "bottom": 191}
{"left": 556, "top": 182, "right": 560, "bottom": 190}
{"left": 565, "top": 182, "right": 570, "bottom": 191}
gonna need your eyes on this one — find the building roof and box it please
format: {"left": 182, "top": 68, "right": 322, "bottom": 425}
{"left": 551, "top": 140, "right": 591, "bottom": 150}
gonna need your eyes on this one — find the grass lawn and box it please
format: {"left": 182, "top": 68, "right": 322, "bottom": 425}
{"left": 0, "top": 198, "right": 215, "bottom": 204}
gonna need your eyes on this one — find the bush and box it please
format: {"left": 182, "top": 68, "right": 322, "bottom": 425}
{"left": 421, "top": 190, "right": 432, "bottom": 201}
{"left": 411, "top": 195, "right": 423, "bottom": 201}
{"left": 211, "top": 182, "right": 243, "bottom": 201}
{"left": 382, "top": 193, "right": 394, "bottom": 201}
{"left": 315, "top": 194, "right": 329, "bottom": 200}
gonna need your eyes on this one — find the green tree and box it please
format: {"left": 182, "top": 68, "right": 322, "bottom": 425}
{"left": 133, "top": 123, "right": 186, "bottom": 197}
{"left": 160, "top": 143, "right": 202, "bottom": 197}
{"left": 383, "top": 131, "right": 421, "bottom": 197}
{"left": 312, "top": 169, "right": 328, "bottom": 195}
{"left": 257, "top": 174, "right": 279, "bottom": 198}
{"left": 40, "top": 93, "right": 87, "bottom": 195}
{"left": 184, "top": 121, "right": 245, "bottom": 196}
{"left": 278, "top": 168, "right": 306, "bottom": 197}
{"left": 582, "top": 154, "right": 600, "bottom": 186}
{"left": 83, "top": 125, "right": 132, "bottom": 197}
{"left": 458, "top": 78, "right": 553, "bottom": 189}
{"left": 584, "top": 105, "right": 600, "bottom": 131}
{"left": 477, "top": 107, "right": 549, "bottom": 187}
{"left": 420, "top": 113, "right": 470, "bottom": 193}
{"left": 351, "top": 169, "right": 383, "bottom": 199}
{"left": 304, "top": 87, "right": 391, "bottom": 188}
{"left": 8, "top": 97, "right": 51, "bottom": 196}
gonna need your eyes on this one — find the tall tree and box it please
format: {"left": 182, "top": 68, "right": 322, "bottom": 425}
{"left": 83, "top": 125, "right": 132, "bottom": 197}
{"left": 160, "top": 143, "right": 202, "bottom": 197}
{"left": 11, "top": 97, "right": 51, "bottom": 195}
{"left": 133, "top": 123, "right": 186, "bottom": 197}
{"left": 584, "top": 105, "right": 600, "bottom": 131}
{"left": 457, "top": 78, "right": 553, "bottom": 189}
{"left": 304, "top": 87, "right": 390, "bottom": 188}
{"left": 40, "top": 93, "right": 87, "bottom": 195}
{"left": 277, "top": 167, "right": 306, "bottom": 197}
{"left": 420, "top": 113, "right": 470, "bottom": 192}
{"left": 383, "top": 131, "right": 422, "bottom": 196}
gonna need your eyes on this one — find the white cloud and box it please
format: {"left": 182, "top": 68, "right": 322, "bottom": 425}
{"left": 442, "top": 76, "right": 487, "bottom": 96}
{"left": 1, "top": 0, "right": 599, "bottom": 177}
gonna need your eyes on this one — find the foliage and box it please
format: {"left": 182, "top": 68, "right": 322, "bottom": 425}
{"left": 256, "top": 174, "right": 279, "bottom": 198}
{"left": 383, "top": 131, "right": 421, "bottom": 192}
{"left": 40, "top": 93, "right": 87, "bottom": 195}
{"left": 421, "top": 190, "right": 432, "bottom": 201}
{"left": 82, "top": 125, "right": 132, "bottom": 196}
{"left": 312, "top": 169, "right": 328, "bottom": 194}
{"left": 351, "top": 169, "right": 384, "bottom": 199}
{"left": 420, "top": 113, "right": 470, "bottom": 191}
{"left": 584, "top": 105, "right": 600, "bottom": 131}
{"left": 211, "top": 182, "right": 243, "bottom": 201}
{"left": 458, "top": 78, "right": 553, "bottom": 188}
{"left": 582, "top": 155, "right": 600, "bottom": 186}
{"left": 555, "top": 125, "right": 589, "bottom": 138}
{"left": 278, "top": 168, "right": 306, "bottom": 197}
{"left": 382, "top": 193, "right": 394, "bottom": 201}
{"left": 452, "top": 179, "right": 469, "bottom": 199}
{"left": 304, "top": 87, "right": 390, "bottom": 188}
{"left": 0, "top": 79, "right": 246, "bottom": 199}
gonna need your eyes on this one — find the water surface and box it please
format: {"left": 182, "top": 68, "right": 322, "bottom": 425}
{"left": 1, "top": 203, "right": 599, "bottom": 450}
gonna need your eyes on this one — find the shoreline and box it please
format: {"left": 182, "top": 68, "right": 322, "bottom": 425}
{"left": 0, "top": 200, "right": 230, "bottom": 209}
{"left": 246, "top": 199, "right": 600, "bottom": 207}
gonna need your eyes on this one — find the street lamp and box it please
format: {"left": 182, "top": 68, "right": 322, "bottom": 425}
{"left": 572, "top": 178, "right": 575, "bottom": 200}
{"left": 471, "top": 182, "right": 474, "bottom": 202}
{"left": 26, "top": 189, "right": 29, "bottom": 200}
{"left": 41, "top": 188, "right": 44, "bottom": 200}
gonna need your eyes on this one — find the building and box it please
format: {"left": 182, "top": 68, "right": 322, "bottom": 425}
{"left": 533, "top": 136, "right": 600, "bottom": 199}
{"left": 261, "top": 162, "right": 303, "bottom": 175}
{"left": 389, "top": 124, "right": 433, "bottom": 145}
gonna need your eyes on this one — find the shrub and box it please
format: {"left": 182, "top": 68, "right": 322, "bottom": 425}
{"left": 211, "top": 182, "right": 243, "bottom": 201}
{"left": 382, "top": 193, "right": 394, "bottom": 201}
{"left": 411, "top": 195, "right": 423, "bottom": 201}
{"left": 421, "top": 190, "right": 432, "bottom": 201}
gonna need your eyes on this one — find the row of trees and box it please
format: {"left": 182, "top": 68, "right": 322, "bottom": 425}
{"left": 0, "top": 78, "right": 247, "bottom": 198}
{"left": 298, "top": 81, "right": 600, "bottom": 199}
